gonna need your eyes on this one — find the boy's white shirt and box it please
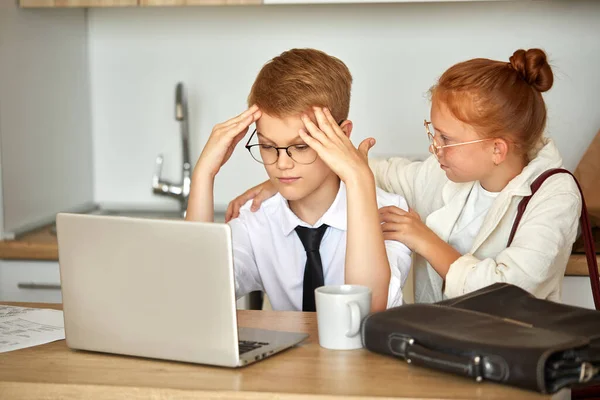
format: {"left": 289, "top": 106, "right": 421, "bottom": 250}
{"left": 369, "top": 138, "right": 582, "bottom": 304}
{"left": 228, "top": 181, "right": 412, "bottom": 311}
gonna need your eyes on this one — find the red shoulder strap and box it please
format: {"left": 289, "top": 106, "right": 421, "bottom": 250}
{"left": 507, "top": 168, "right": 600, "bottom": 310}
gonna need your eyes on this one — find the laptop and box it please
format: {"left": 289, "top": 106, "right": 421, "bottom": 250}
{"left": 56, "top": 213, "right": 308, "bottom": 367}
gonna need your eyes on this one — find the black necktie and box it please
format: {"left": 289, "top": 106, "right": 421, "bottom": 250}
{"left": 295, "top": 224, "right": 329, "bottom": 312}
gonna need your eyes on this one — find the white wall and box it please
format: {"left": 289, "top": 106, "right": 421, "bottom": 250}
{"left": 88, "top": 0, "right": 600, "bottom": 210}
{"left": 0, "top": 1, "right": 94, "bottom": 236}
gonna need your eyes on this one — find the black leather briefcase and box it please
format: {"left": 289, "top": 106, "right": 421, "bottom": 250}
{"left": 362, "top": 283, "right": 600, "bottom": 394}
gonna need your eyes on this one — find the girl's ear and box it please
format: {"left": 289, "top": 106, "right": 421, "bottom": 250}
{"left": 492, "top": 138, "right": 509, "bottom": 166}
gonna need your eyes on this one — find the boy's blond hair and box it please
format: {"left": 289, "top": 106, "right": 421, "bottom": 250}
{"left": 248, "top": 48, "right": 352, "bottom": 123}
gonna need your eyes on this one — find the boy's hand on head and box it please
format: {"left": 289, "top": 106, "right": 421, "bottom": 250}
{"left": 357, "top": 137, "right": 375, "bottom": 163}
{"left": 194, "top": 105, "right": 262, "bottom": 178}
{"left": 299, "top": 107, "right": 376, "bottom": 187}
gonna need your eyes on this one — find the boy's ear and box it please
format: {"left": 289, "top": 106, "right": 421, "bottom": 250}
{"left": 340, "top": 120, "right": 353, "bottom": 138}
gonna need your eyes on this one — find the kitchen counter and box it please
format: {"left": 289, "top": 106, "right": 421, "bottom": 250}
{"left": 0, "top": 225, "right": 58, "bottom": 260}
{"left": 0, "top": 224, "right": 597, "bottom": 277}
{"left": 0, "top": 302, "right": 568, "bottom": 400}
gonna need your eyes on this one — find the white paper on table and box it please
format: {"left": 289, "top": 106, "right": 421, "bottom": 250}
{"left": 0, "top": 305, "right": 65, "bottom": 353}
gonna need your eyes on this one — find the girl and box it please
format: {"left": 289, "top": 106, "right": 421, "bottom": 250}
{"left": 227, "top": 48, "right": 581, "bottom": 304}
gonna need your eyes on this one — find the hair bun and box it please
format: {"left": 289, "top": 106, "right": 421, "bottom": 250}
{"left": 509, "top": 49, "right": 554, "bottom": 93}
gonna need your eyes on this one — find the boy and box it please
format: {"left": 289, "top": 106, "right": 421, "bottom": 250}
{"left": 186, "top": 48, "right": 411, "bottom": 312}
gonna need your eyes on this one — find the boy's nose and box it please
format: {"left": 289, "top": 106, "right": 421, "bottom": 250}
{"left": 276, "top": 149, "right": 295, "bottom": 170}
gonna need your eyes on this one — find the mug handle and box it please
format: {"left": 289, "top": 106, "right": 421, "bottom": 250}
{"left": 346, "top": 301, "right": 361, "bottom": 338}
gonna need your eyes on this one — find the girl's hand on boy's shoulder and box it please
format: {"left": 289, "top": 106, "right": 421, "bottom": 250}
{"left": 194, "top": 105, "right": 261, "bottom": 178}
{"left": 225, "top": 179, "right": 277, "bottom": 222}
{"left": 299, "top": 107, "right": 375, "bottom": 186}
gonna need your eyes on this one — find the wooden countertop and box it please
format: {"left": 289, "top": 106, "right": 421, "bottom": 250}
{"left": 0, "top": 302, "right": 567, "bottom": 400}
{"left": 0, "top": 224, "right": 58, "bottom": 260}
{"left": 567, "top": 254, "right": 598, "bottom": 276}
{"left": 0, "top": 224, "right": 597, "bottom": 276}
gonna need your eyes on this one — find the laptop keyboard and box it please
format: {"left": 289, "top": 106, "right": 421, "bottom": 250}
{"left": 239, "top": 340, "right": 269, "bottom": 355}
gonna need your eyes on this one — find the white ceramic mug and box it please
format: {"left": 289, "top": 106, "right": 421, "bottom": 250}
{"left": 315, "top": 285, "right": 372, "bottom": 350}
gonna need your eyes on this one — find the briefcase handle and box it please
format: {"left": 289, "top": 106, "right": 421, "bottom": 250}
{"left": 387, "top": 334, "right": 496, "bottom": 383}
{"left": 507, "top": 168, "right": 600, "bottom": 310}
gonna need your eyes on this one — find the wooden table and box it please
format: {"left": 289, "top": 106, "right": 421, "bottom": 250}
{"left": 0, "top": 303, "right": 568, "bottom": 399}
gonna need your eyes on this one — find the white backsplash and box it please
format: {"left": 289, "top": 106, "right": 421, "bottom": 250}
{"left": 88, "top": 1, "right": 600, "bottom": 210}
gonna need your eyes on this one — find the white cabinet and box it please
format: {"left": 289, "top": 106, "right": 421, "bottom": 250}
{"left": 0, "top": 259, "right": 252, "bottom": 308}
{"left": 0, "top": 260, "right": 62, "bottom": 303}
{"left": 562, "top": 276, "right": 595, "bottom": 310}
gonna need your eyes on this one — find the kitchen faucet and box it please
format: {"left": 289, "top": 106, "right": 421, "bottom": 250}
{"left": 152, "top": 82, "right": 192, "bottom": 217}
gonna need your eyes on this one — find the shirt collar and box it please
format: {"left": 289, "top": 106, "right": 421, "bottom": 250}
{"left": 501, "top": 137, "right": 563, "bottom": 197}
{"left": 277, "top": 181, "right": 348, "bottom": 236}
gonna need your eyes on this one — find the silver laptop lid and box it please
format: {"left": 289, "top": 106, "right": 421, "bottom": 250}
{"left": 56, "top": 213, "right": 240, "bottom": 367}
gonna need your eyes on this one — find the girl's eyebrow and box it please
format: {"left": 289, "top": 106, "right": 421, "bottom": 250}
{"left": 433, "top": 125, "right": 451, "bottom": 137}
